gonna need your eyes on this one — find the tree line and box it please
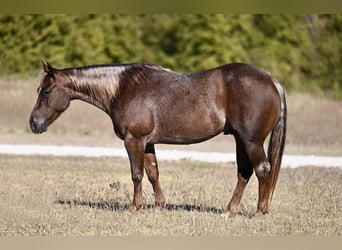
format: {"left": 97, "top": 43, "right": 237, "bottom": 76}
{"left": 0, "top": 14, "right": 341, "bottom": 98}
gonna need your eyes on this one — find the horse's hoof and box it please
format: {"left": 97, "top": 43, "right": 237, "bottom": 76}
{"left": 155, "top": 201, "right": 166, "bottom": 210}
{"left": 154, "top": 205, "right": 164, "bottom": 212}
{"left": 220, "top": 210, "right": 237, "bottom": 219}
{"left": 253, "top": 211, "right": 268, "bottom": 218}
{"left": 128, "top": 205, "right": 140, "bottom": 213}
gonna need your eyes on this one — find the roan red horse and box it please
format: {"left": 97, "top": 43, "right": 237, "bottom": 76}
{"left": 30, "top": 62, "right": 286, "bottom": 215}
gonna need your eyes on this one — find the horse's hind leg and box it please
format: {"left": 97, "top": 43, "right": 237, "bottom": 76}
{"left": 144, "top": 144, "right": 166, "bottom": 209}
{"left": 226, "top": 136, "right": 254, "bottom": 214}
{"left": 243, "top": 139, "right": 272, "bottom": 215}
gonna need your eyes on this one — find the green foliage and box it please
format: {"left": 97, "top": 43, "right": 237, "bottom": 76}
{"left": 0, "top": 14, "right": 342, "bottom": 98}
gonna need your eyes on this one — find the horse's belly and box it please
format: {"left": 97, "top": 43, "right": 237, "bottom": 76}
{"left": 157, "top": 132, "right": 221, "bottom": 145}
{"left": 154, "top": 108, "right": 226, "bottom": 144}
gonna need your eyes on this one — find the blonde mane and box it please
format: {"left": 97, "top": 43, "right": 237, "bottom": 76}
{"left": 65, "top": 65, "right": 127, "bottom": 99}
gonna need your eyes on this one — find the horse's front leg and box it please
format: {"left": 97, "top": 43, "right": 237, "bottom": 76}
{"left": 124, "top": 136, "right": 146, "bottom": 212}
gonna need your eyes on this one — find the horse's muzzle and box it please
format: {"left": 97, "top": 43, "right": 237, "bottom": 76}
{"left": 30, "top": 116, "right": 47, "bottom": 134}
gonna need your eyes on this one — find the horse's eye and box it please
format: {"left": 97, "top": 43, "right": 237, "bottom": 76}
{"left": 42, "top": 89, "right": 50, "bottom": 96}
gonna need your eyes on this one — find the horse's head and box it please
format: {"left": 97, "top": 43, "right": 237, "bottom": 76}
{"left": 29, "top": 62, "right": 71, "bottom": 134}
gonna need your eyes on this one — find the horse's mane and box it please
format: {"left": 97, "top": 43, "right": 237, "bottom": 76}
{"left": 58, "top": 63, "right": 174, "bottom": 102}
{"left": 120, "top": 63, "right": 173, "bottom": 84}
{"left": 62, "top": 62, "right": 173, "bottom": 85}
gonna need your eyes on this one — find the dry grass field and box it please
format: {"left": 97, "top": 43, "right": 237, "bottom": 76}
{"left": 0, "top": 155, "right": 341, "bottom": 236}
{"left": 0, "top": 77, "right": 341, "bottom": 236}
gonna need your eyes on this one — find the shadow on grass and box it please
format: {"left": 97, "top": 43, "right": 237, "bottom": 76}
{"left": 165, "top": 203, "right": 224, "bottom": 214}
{"left": 56, "top": 199, "right": 225, "bottom": 214}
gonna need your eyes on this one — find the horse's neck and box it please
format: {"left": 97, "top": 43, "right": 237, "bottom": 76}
{"left": 63, "top": 66, "right": 127, "bottom": 113}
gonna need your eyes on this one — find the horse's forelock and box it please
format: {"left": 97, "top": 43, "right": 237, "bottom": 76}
{"left": 38, "top": 71, "right": 55, "bottom": 90}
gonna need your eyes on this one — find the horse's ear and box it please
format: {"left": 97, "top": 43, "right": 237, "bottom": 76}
{"left": 42, "top": 61, "right": 54, "bottom": 75}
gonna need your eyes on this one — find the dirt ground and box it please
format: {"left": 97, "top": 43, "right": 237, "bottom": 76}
{"left": 0, "top": 78, "right": 341, "bottom": 156}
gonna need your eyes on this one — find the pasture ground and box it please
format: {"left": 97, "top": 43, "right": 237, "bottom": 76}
{"left": 0, "top": 154, "right": 341, "bottom": 236}
{"left": 0, "top": 78, "right": 341, "bottom": 236}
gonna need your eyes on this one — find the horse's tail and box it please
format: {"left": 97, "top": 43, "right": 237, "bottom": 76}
{"left": 267, "top": 79, "right": 287, "bottom": 204}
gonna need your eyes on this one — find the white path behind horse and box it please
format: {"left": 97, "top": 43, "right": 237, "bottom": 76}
{"left": 0, "top": 144, "right": 341, "bottom": 168}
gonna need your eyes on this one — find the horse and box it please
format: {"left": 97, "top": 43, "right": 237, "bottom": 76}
{"left": 30, "top": 61, "right": 286, "bottom": 215}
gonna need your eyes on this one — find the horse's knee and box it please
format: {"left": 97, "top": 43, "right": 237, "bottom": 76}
{"left": 254, "top": 161, "right": 271, "bottom": 181}
{"left": 131, "top": 169, "right": 144, "bottom": 183}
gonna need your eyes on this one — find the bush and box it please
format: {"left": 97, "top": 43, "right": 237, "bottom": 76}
{"left": 0, "top": 14, "right": 341, "bottom": 98}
